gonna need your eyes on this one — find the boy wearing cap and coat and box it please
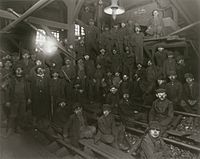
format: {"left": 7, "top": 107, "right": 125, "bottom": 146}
{"left": 27, "top": 66, "right": 50, "bottom": 123}
{"left": 106, "top": 86, "right": 120, "bottom": 111}
{"left": 95, "top": 104, "right": 125, "bottom": 149}
{"left": 134, "top": 24, "right": 144, "bottom": 65}
{"left": 163, "top": 51, "right": 176, "bottom": 78}
{"left": 50, "top": 70, "right": 66, "bottom": 116}
{"left": 181, "top": 73, "right": 200, "bottom": 114}
{"left": 149, "top": 88, "right": 174, "bottom": 133}
{"left": 153, "top": 46, "right": 167, "bottom": 68}
{"left": 64, "top": 103, "right": 96, "bottom": 148}
{"left": 165, "top": 71, "right": 183, "bottom": 108}
{"left": 47, "top": 99, "right": 72, "bottom": 138}
{"left": 138, "top": 121, "right": 170, "bottom": 159}
{"left": 78, "top": 19, "right": 99, "bottom": 60}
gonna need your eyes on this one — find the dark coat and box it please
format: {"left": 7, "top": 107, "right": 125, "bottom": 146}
{"left": 119, "top": 99, "right": 135, "bottom": 117}
{"left": 75, "top": 43, "right": 86, "bottom": 60}
{"left": 106, "top": 92, "right": 120, "bottom": 108}
{"left": 140, "top": 133, "right": 170, "bottom": 159}
{"left": 63, "top": 111, "right": 88, "bottom": 146}
{"left": 97, "top": 113, "right": 116, "bottom": 135}
{"left": 163, "top": 58, "right": 176, "bottom": 78}
{"left": 134, "top": 32, "right": 144, "bottom": 64}
{"left": 84, "top": 60, "right": 95, "bottom": 79}
{"left": 183, "top": 82, "right": 199, "bottom": 103}
{"left": 149, "top": 99, "right": 174, "bottom": 127}
{"left": 16, "top": 59, "right": 35, "bottom": 75}
{"left": 53, "top": 106, "right": 72, "bottom": 128}
{"left": 154, "top": 50, "right": 167, "bottom": 68}
{"left": 99, "top": 31, "right": 112, "bottom": 52}
{"left": 166, "top": 80, "right": 183, "bottom": 105}
{"left": 111, "top": 53, "right": 122, "bottom": 73}
{"left": 28, "top": 74, "right": 50, "bottom": 118}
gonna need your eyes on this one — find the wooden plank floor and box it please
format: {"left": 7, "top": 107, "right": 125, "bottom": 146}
{"left": 0, "top": 130, "right": 60, "bottom": 159}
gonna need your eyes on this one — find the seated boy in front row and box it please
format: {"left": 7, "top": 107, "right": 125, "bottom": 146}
{"left": 149, "top": 88, "right": 174, "bottom": 133}
{"left": 138, "top": 121, "right": 171, "bottom": 159}
{"left": 95, "top": 104, "right": 130, "bottom": 150}
{"left": 63, "top": 103, "right": 96, "bottom": 148}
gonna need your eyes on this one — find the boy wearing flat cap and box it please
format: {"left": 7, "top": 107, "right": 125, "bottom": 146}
{"left": 181, "top": 73, "right": 200, "bottom": 114}
{"left": 163, "top": 51, "right": 176, "bottom": 78}
{"left": 63, "top": 103, "right": 96, "bottom": 148}
{"left": 165, "top": 71, "right": 183, "bottom": 108}
{"left": 149, "top": 88, "right": 174, "bottom": 133}
{"left": 95, "top": 104, "right": 129, "bottom": 150}
{"left": 139, "top": 121, "right": 170, "bottom": 159}
{"left": 95, "top": 104, "right": 117, "bottom": 146}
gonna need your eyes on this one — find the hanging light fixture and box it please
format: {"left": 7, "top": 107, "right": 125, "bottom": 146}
{"left": 104, "top": 0, "right": 125, "bottom": 20}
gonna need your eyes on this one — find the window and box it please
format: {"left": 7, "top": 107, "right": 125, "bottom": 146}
{"left": 35, "top": 29, "right": 60, "bottom": 51}
{"left": 75, "top": 24, "right": 85, "bottom": 39}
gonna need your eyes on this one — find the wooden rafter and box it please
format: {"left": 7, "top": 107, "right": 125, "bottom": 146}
{"left": 73, "top": 0, "right": 85, "bottom": 22}
{"left": 0, "top": 9, "right": 69, "bottom": 30}
{"left": 169, "top": 0, "right": 192, "bottom": 24}
{"left": 169, "top": 21, "right": 200, "bottom": 36}
{"left": 1, "top": 0, "right": 53, "bottom": 32}
{"left": 125, "top": 0, "right": 154, "bottom": 11}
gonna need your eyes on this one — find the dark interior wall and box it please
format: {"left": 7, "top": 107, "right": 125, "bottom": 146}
{"left": 117, "top": 2, "right": 158, "bottom": 25}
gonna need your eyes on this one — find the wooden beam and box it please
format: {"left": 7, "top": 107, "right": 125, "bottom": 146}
{"left": 1, "top": 0, "right": 52, "bottom": 32}
{"left": 62, "top": 0, "right": 76, "bottom": 44}
{"left": 125, "top": 0, "right": 154, "bottom": 11}
{"left": 169, "top": 21, "right": 200, "bottom": 36}
{"left": 169, "top": 0, "right": 192, "bottom": 24}
{"left": 0, "top": 9, "right": 69, "bottom": 30}
{"left": 73, "top": 0, "right": 85, "bottom": 22}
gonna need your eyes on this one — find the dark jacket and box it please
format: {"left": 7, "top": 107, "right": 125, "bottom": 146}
{"left": 140, "top": 133, "right": 170, "bottom": 159}
{"left": 64, "top": 111, "right": 88, "bottom": 142}
{"left": 149, "top": 99, "right": 174, "bottom": 127}
{"left": 97, "top": 113, "right": 116, "bottom": 135}
{"left": 166, "top": 80, "right": 183, "bottom": 105}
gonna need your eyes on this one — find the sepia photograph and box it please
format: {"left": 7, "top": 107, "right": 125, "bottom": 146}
{"left": 0, "top": 0, "right": 200, "bottom": 158}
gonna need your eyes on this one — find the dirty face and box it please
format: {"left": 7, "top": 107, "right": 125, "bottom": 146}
{"left": 35, "top": 60, "right": 42, "bottom": 66}
{"left": 123, "top": 93, "right": 129, "bottom": 100}
{"left": 15, "top": 67, "right": 23, "bottom": 77}
{"left": 168, "top": 75, "right": 177, "bottom": 81}
{"left": 123, "top": 75, "right": 128, "bottom": 80}
{"left": 157, "top": 79, "right": 165, "bottom": 85}
{"left": 110, "top": 87, "right": 117, "bottom": 94}
{"left": 137, "top": 64, "right": 142, "bottom": 69}
{"left": 52, "top": 72, "right": 59, "bottom": 79}
{"left": 147, "top": 60, "right": 152, "bottom": 66}
{"left": 112, "top": 49, "right": 117, "bottom": 54}
{"left": 186, "top": 77, "right": 193, "bottom": 84}
{"left": 150, "top": 128, "right": 160, "bottom": 138}
{"left": 103, "top": 110, "right": 110, "bottom": 116}
{"left": 156, "top": 92, "right": 167, "bottom": 100}
{"left": 60, "top": 102, "right": 66, "bottom": 108}
{"left": 36, "top": 67, "right": 44, "bottom": 75}
{"left": 74, "top": 107, "right": 82, "bottom": 114}
{"left": 84, "top": 55, "right": 90, "bottom": 60}
{"left": 22, "top": 53, "right": 30, "bottom": 59}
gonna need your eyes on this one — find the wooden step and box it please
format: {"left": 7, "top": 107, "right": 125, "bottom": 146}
{"left": 79, "top": 139, "right": 135, "bottom": 159}
{"left": 57, "top": 139, "right": 94, "bottom": 159}
{"left": 55, "top": 147, "right": 70, "bottom": 157}
{"left": 46, "top": 141, "right": 61, "bottom": 153}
